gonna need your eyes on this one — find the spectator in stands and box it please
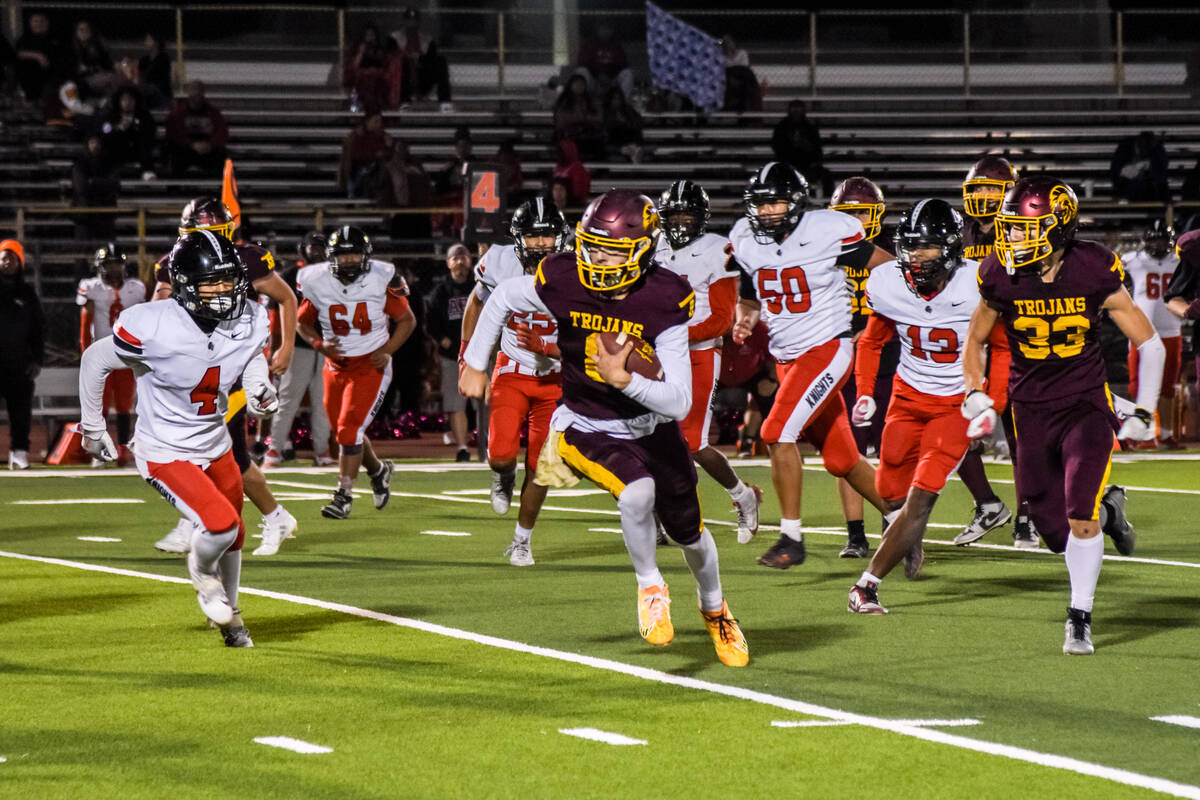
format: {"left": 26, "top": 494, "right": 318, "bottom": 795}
{"left": 553, "top": 138, "right": 591, "bottom": 205}
{"left": 337, "top": 111, "right": 393, "bottom": 199}
{"left": 100, "top": 86, "right": 156, "bottom": 179}
{"left": 576, "top": 23, "right": 633, "bottom": 101}
{"left": 496, "top": 138, "right": 524, "bottom": 197}
{"left": 394, "top": 8, "right": 451, "bottom": 105}
{"left": 549, "top": 177, "right": 573, "bottom": 217}
{"left": 1111, "top": 131, "right": 1170, "bottom": 203}
{"left": 343, "top": 24, "right": 400, "bottom": 114}
{"left": 771, "top": 100, "right": 831, "bottom": 196}
{"left": 164, "top": 80, "right": 228, "bottom": 178}
{"left": 425, "top": 243, "right": 475, "bottom": 462}
{"left": 383, "top": 140, "right": 433, "bottom": 240}
{"left": 553, "top": 75, "right": 604, "bottom": 160}
{"left": 69, "top": 20, "right": 114, "bottom": 101}
{"left": 722, "top": 35, "right": 762, "bottom": 113}
{"left": 138, "top": 33, "right": 172, "bottom": 109}
{"left": 602, "top": 87, "right": 644, "bottom": 162}
{"left": 0, "top": 240, "right": 44, "bottom": 470}
{"left": 435, "top": 126, "right": 472, "bottom": 194}
{"left": 15, "top": 13, "right": 64, "bottom": 105}
{"left": 71, "top": 134, "right": 119, "bottom": 241}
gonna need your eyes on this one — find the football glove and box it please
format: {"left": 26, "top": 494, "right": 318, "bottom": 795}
{"left": 961, "top": 389, "right": 998, "bottom": 439}
{"left": 247, "top": 383, "right": 279, "bottom": 417}
{"left": 81, "top": 428, "right": 118, "bottom": 462}
{"left": 1116, "top": 407, "right": 1154, "bottom": 442}
{"left": 851, "top": 395, "right": 876, "bottom": 427}
{"left": 515, "top": 323, "right": 560, "bottom": 358}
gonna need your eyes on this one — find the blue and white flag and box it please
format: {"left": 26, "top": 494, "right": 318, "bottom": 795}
{"left": 646, "top": 1, "right": 724, "bottom": 114}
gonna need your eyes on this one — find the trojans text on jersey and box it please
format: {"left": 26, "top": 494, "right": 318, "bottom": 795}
{"left": 568, "top": 310, "right": 645, "bottom": 338}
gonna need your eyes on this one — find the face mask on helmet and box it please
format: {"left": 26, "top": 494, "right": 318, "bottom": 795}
{"left": 831, "top": 201, "right": 884, "bottom": 240}
{"left": 331, "top": 253, "right": 367, "bottom": 283}
{"left": 179, "top": 204, "right": 235, "bottom": 241}
{"left": 993, "top": 214, "right": 1061, "bottom": 272}
{"left": 661, "top": 209, "right": 706, "bottom": 248}
{"left": 98, "top": 258, "right": 126, "bottom": 286}
{"left": 174, "top": 267, "right": 247, "bottom": 321}
{"left": 516, "top": 232, "right": 564, "bottom": 272}
{"left": 962, "top": 179, "right": 1012, "bottom": 219}
{"left": 897, "top": 242, "right": 958, "bottom": 299}
{"left": 575, "top": 225, "right": 655, "bottom": 293}
{"left": 1143, "top": 224, "right": 1174, "bottom": 260}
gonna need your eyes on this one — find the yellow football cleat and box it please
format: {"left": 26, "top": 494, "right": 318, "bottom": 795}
{"left": 637, "top": 583, "right": 674, "bottom": 646}
{"left": 702, "top": 601, "right": 749, "bottom": 667}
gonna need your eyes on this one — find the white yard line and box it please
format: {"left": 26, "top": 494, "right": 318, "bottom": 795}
{"left": 252, "top": 736, "right": 333, "bottom": 754}
{"left": 77, "top": 536, "right": 121, "bottom": 543}
{"left": 1152, "top": 716, "right": 1200, "bottom": 730}
{"left": 771, "top": 718, "right": 980, "bottom": 728}
{"left": 558, "top": 728, "right": 647, "bottom": 746}
{"left": 1, "top": 549, "right": 1198, "bottom": 799}
{"left": 419, "top": 530, "right": 472, "bottom": 537}
{"left": 11, "top": 498, "right": 144, "bottom": 505}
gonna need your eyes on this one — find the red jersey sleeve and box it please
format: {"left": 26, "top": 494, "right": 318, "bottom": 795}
{"left": 298, "top": 298, "right": 319, "bottom": 326}
{"left": 688, "top": 276, "right": 737, "bottom": 343}
{"left": 854, "top": 313, "right": 896, "bottom": 398}
{"left": 985, "top": 321, "right": 1010, "bottom": 410}
{"left": 384, "top": 288, "right": 411, "bottom": 320}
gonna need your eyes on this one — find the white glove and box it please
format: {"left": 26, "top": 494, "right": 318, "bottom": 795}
{"left": 246, "top": 383, "right": 279, "bottom": 417}
{"left": 851, "top": 395, "right": 876, "bottom": 427}
{"left": 1117, "top": 407, "right": 1154, "bottom": 442}
{"left": 81, "top": 428, "right": 118, "bottom": 461}
{"left": 961, "top": 390, "right": 997, "bottom": 439}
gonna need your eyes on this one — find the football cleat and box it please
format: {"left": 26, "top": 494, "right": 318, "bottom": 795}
{"left": 1012, "top": 516, "right": 1040, "bottom": 549}
{"left": 733, "top": 484, "right": 763, "bottom": 544}
{"left": 503, "top": 537, "right": 534, "bottom": 567}
{"left": 321, "top": 489, "right": 353, "bottom": 520}
{"left": 491, "top": 468, "right": 516, "bottom": 515}
{"left": 903, "top": 541, "right": 925, "bottom": 580}
{"left": 701, "top": 601, "right": 749, "bottom": 667}
{"left": 155, "top": 518, "right": 196, "bottom": 554}
{"left": 1063, "top": 607, "right": 1094, "bottom": 655}
{"left": 263, "top": 448, "right": 283, "bottom": 467}
{"left": 313, "top": 452, "right": 336, "bottom": 467}
{"left": 187, "top": 550, "right": 233, "bottom": 626}
{"left": 953, "top": 499, "right": 1013, "bottom": 546}
{"left": 848, "top": 583, "right": 888, "bottom": 615}
{"left": 370, "top": 460, "right": 394, "bottom": 510}
{"left": 220, "top": 624, "right": 254, "bottom": 648}
{"left": 757, "top": 534, "right": 805, "bottom": 569}
{"left": 637, "top": 583, "right": 674, "bottom": 646}
{"left": 253, "top": 510, "right": 297, "bottom": 556}
{"left": 8, "top": 449, "right": 29, "bottom": 470}
{"left": 838, "top": 535, "right": 870, "bottom": 559}
{"left": 1101, "top": 485, "right": 1136, "bottom": 556}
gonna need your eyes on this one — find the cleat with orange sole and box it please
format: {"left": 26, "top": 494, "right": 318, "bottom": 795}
{"left": 637, "top": 583, "right": 674, "bottom": 646}
{"left": 701, "top": 600, "right": 749, "bottom": 667}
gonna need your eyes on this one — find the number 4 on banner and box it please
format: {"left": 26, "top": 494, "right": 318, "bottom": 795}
{"left": 471, "top": 171, "right": 500, "bottom": 214}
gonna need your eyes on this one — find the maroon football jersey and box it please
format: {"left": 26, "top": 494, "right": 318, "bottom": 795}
{"left": 155, "top": 241, "right": 276, "bottom": 301}
{"left": 534, "top": 252, "right": 694, "bottom": 421}
{"left": 962, "top": 217, "right": 995, "bottom": 262}
{"left": 978, "top": 240, "right": 1124, "bottom": 404}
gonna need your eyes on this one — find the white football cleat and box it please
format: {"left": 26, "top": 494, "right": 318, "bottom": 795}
{"left": 8, "top": 449, "right": 29, "bottom": 470}
{"left": 253, "top": 509, "right": 297, "bottom": 556}
{"left": 187, "top": 550, "right": 233, "bottom": 626}
{"left": 490, "top": 469, "right": 516, "bottom": 515}
{"left": 155, "top": 519, "right": 196, "bottom": 553}
{"left": 504, "top": 537, "right": 534, "bottom": 567}
{"left": 733, "top": 484, "right": 763, "bottom": 544}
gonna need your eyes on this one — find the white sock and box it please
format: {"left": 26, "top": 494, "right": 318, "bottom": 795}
{"left": 780, "top": 518, "right": 803, "bottom": 542}
{"left": 513, "top": 524, "right": 532, "bottom": 543}
{"left": 218, "top": 547, "right": 242, "bottom": 611}
{"left": 263, "top": 505, "right": 286, "bottom": 523}
{"left": 857, "top": 571, "right": 881, "bottom": 588}
{"left": 726, "top": 479, "right": 748, "bottom": 498}
{"left": 680, "top": 529, "right": 723, "bottom": 612}
{"left": 338, "top": 475, "right": 354, "bottom": 492}
{"left": 192, "top": 526, "right": 238, "bottom": 574}
{"left": 1065, "top": 533, "right": 1104, "bottom": 613}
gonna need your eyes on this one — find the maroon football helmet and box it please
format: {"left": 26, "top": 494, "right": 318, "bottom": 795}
{"left": 575, "top": 189, "right": 661, "bottom": 293}
{"left": 962, "top": 156, "right": 1019, "bottom": 219}
{"left": 830, "top": 176, "right": 886, "bottom": 240}
{"left": 179, "top": 196, "right": 236, "bottom": 240}
{"left": 993, "top": 176, "right": 1079, "bottom": 273}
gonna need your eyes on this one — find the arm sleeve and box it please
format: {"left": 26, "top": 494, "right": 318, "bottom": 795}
{"left": 984, "top": 322, "right": 1010, "bottom": 410}
{"left": 79, "top": 337, "right": 128, "bottom": 433}
{"left": 384, "top": 288, "right": 411, "bottom": 320}
{"left": 739, "top": 268, "right": 757, "bottom": 301}
{"left": 1135, "top": 333, "right": 1166, "bottom": 411}
{"left": 80, "top": 306, "right": 93, "bottom": 351}
{"left": 838, "top": 239, "right": 877, "bottom": 271}
{"left": 854, "top": 313, "right": 895, "bottom": 398}
{"left": 297, "top": 298, "right": 319, "bottom": 326}
{"left": 462, "top": 275, "right": 547, "bottom": 371}
{"left": 689, "top": 276, "right": 737, "bottom": 342}
{"left": 1164, "top": 254, "right": 1200, "bottom": 302}
{"left": 622, "top": 323, "right": 692, "bottom": 420}
{"left": 242, "top": 350, "right": 271, "bottom": 395}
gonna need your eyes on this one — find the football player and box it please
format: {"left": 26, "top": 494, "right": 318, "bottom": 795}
{"left": 1124, "top": 219, "right": 1182, "bottom": 448}
{"left": 80, "top": 232, "right": 277, "bottom": 647}
{"left": 1165, "top": 218, "right": 1200, "bottom": 386}
{"left": 656, "top": 180, "right": 762, "bottom": 544}
{"left": 77, "top": 242, "right": 145, "bottom": 466}
{"left": 847, "top": 199, "right": 1010, "bottom": 614}
{"left": 460, "top": 189, "right": 749, "bottom": 667}
{"left": 151, "top": 198, "right": 299, "bottom": 557}
{"left": 460, "top": 197, "right": 569, "bottom": 566}
{"left": 829, "top": 176, "right": 893, "bottom": 558}
{"left": 297, "top": 225, "right": 416, "bottom": 520}
{"left": 964, "top": 176, "right": 1163, "bottom": 655}
{"left": 956, "top": 155, "right": 1028, "bottom": 548}
{"left": 730, "top": 162, "right": 896, "bottom": 569}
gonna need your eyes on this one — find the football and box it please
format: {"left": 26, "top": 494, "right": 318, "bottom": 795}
{"left": 596, "top": 330, "right": 664, "bottom": 381}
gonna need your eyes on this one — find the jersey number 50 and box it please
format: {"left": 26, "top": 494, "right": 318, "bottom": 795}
{"left": 329, "top": 303, "right": 372, "bottom": 336}
{"left": 757, "top": 267, "right": 811, "bottom": 313}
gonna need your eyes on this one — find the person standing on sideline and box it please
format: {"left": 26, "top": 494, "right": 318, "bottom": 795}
{"left": 426, "top": 242, "right": 476, "bottom": 462}
{"left": 0, "top": 240, "right": 43, "bottom": 470}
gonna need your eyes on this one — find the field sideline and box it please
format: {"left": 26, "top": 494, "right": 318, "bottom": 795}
{"left": 2, "top": 457, "right": 1198, "bottom": 798}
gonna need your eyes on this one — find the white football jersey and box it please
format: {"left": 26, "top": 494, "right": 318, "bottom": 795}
{"left": 76, "top": 277, "right": 146, "bottom": 341}
{"left": 297, "top": 258, "right": 399, "bottom": 358}
{"left": 656, "top": 232, "right": 739, "bottom": 351}
{"left": 475, "top": 243, "right": 560, "bottom": 376}
{"left": 1123, "top": 250, "right": 1181, "bottom": 337}
{"left": 112, "top": 299, "right": 269, "bottom": 463}
{"left": 864, "top": 259, "right": 981, "bottom": 397}
{"left": 729, "top": 209, "right": 865, "bottom": 360}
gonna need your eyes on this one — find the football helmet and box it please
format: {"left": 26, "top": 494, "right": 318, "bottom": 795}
{"left": 298, "top": 230, "right": 326, "bottom": 265}
{"left": 830, "top": 176, "right": 885, "bottom": 240}
{"left": 169, "top": 230, "right": 248, "bottom": 321}
{"left": 575, "top": 189, "right": 660, "bottom": 293}
{"left": 993, "top": 176, "right": 1079, "bottom": 274}
{"left": 658, "top": 179, "right": 711, "bottom": 249}
{"left": 179, "top": 196, "right": 236, "bottom": 240}
{"left": 744, "top": 162, "right": 809, "bottom": 244}
{"left": 1142, "top": 218, "right": 1175, "bottom": 260}
{"left": 894, "top": 199, "right": 964, "bottom": 299}
{"left": 510, "top": 197, "right": 569, "bottom": 273}
{"left": 93, "top": 242, "right": 127, "bottom": 286}
{"left": 326, "top": 225, "right": 372, "bottom": 284}
{"left": 962, "top": 156, "right": 1019, "bottom": 219}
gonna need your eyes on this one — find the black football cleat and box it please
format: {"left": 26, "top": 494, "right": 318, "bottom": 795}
{"left": 370, "top": 460, "right": 394, "bottom": 510}
{"left": 1101, "top": 485, "right": 1136, "bottom": 556}
{"left": 838, "top": 535, "right": 869, "bottom": 559}
{"left": 321, "top": 488, "right": 353, "bottom": 520}
{"left": 757, "top": 534, "right": 806, "bottom": 569}
{"left": 848, "top": 583, "right": 888, "bottom": 615}
{"left": 1012, "top": 516, "right": 1040, "bottom": 550}
{"left": 221, "top": 625, "right": 254, "bottom": 648}
{"left": 1063, "top": 607, "right": 1093, "bottom": 655}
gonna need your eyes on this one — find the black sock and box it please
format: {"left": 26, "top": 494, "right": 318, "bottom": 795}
{"left": 847, "top": 519, "right": 865, "bottom": 541}
{"left": 116, "top": 413, "right": 132, "bottom": 445}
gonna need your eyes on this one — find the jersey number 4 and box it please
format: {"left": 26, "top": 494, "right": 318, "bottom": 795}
{"left": 190, "top": 366, "right": 221, "bottom": 415}
{"left": 329, "top": 303, "right": 372, "bottom": 336}
{"left": 757, "top": 267, "right": 811, "bottom": 313}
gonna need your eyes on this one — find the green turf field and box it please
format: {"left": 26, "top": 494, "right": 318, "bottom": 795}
{"left": 2, "top": 457, "right": 1198, "bottom": 799}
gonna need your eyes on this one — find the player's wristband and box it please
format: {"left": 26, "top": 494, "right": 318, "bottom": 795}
{"left": 458, "top": 339, "right": 470, "bottom": 360}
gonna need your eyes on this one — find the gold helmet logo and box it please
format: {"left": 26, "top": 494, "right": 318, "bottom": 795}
{"left": 1049, "top": 185, "right": 1077, "bottom": 224}
{"left": 642, "top": 203, "right": 660, "bottom": 233}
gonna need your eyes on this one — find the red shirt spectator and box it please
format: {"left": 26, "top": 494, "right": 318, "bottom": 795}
{"left": 553, "top": 138, "right": 590, "bottom": 204}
